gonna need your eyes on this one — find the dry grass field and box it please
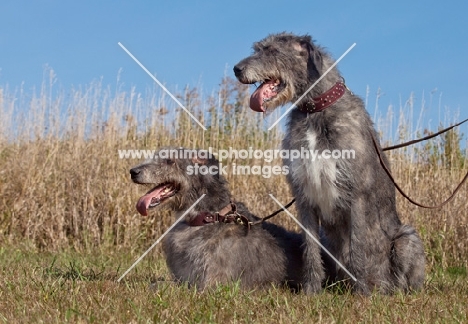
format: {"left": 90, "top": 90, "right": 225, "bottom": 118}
{"left": 0, "top": 72, "right": 467, "bottom": 322}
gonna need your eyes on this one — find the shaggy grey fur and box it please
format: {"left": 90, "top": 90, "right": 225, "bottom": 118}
{"left": 233, "top": 32, "right": 425, "bottom": 294}
{"left": 130, "top": 148, "right": 304, "bottom": 291}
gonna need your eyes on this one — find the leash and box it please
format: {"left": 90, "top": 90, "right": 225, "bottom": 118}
{"left": 188, "top": 202, "right": 252, "bottom": 229}
{"left": 188, "top": 199, "right": 297, "bottom": 230}
{"left": 194, "top": 118, "right": 468, "bottom": 227}
{"left": 264, "top": 118, "right": 468, "bottom": 217}
{"left": 371, "top": 130, "right": 468, "bottom": 209}
{"left": 250, "top": 198, "right": 296, "bottom": 225}
{"left": 383, "top": 117, "right": 468, "bottom": 151}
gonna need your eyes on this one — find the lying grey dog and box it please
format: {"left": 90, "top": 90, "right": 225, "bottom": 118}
{"left": 130, "top": 148, "right": 304, "bottom": 291}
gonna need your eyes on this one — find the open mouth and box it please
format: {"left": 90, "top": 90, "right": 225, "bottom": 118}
{"left": 135, "top": 182, "right": 179, "bottom": 216}
{"left": 250, "top": 78, "right": 284, "bottom": 112}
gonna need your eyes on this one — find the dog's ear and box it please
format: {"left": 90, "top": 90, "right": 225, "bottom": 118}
{"left": 165, "top": 158, "right": 176, "bottom": 165}
{"left": 300, "top": 38, "right": 322, "bottom": 79}
{"left": 292, "top": 35, "right": 311, "bottom": 53}
{"left": 191, "top": 150, "right": 211, "bottom": 165}
{"left": 191, "top": 156, "right": 208, "bottom": 165}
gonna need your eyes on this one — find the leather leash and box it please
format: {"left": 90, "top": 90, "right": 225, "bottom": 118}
{"left": 195, "top": 118, "right": 468, "bottom": 227}
{"left": 371, "top": 130, "right": 468, "bottom": 209}
{"left": 187, "top": 200, "right": 297, "bottom": 229}
{"left": 265, "top": 118, "right": 468, "bottom": 217}
{"left": 383, "top": 117, "right": 468, "bottom": 151}
{"left": 250, "top": 198, "right": 296, "bottom": 225}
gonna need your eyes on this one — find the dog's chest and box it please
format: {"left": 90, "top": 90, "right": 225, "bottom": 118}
{"left": 288, "top": 130, "right": 339, "bottom": 217}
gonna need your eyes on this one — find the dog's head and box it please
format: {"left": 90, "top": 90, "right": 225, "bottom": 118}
{"left": 130, "top": 148, "right": 228, "bottom": 216}
{"left": 233, "top": 32, "right": 325, "bottom": 113}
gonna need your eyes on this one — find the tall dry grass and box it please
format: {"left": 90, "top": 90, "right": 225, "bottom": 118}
{"left": 0, "top": 70, "right": 467, "bottom": 272}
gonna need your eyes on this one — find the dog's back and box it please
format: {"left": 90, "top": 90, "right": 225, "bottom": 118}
{"left": 163, "top": 211, "right": 302, "bottom": 290}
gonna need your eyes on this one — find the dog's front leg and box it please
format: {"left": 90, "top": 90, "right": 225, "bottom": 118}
{"left": 298, "top": 204, "right": 325, "bottom": 294}
{"left": 348, "top": 198, "right": 385, "bottom": 295}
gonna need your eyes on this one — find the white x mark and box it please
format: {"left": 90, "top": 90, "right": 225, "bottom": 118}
{"left": 118, "top": 42, "right": 207, "bottom": 131}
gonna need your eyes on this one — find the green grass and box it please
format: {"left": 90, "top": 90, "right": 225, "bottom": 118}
{"left": 0, "top": 246, "right": 466, "bottom": 323}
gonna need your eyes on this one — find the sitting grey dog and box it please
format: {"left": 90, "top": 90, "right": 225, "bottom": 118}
{"left": 233, "top": 32, "right": 425, "bottom": 294}
{"left": 130, "top": 148, "right": 304, "bottom": 291}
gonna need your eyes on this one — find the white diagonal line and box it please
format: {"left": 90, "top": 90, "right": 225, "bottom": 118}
{"left": 268, "top": 194, "right": 357, "bottom": 282}
{"left": 117, "top": 194, "right": 206, "bottom": 282}
{"left": 268, "top": 43, "right": 357, "bottom": 131}
{"left": 118, "top": 42, "right": 207, "bottom": 131}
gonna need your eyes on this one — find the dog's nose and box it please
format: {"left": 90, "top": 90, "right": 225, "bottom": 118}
{"left": 129, "top": 168, "right": 141, "bottom": 179}
{"left": 233, "top": 65, "right": 243, "bottom": 77}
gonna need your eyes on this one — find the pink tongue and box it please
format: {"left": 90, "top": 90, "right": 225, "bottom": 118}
{"left": 250, "top": 80, "right": 278, "bottom": 112}
{"left": 136, "top": 186, "right": 166, "bottom": 216}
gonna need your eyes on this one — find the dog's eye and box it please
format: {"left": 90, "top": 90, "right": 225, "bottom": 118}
{"left": 165, "top": 158, "right": 175, "bottom": 165}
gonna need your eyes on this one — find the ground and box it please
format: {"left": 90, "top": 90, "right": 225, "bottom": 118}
{"left": 0, "top": 245, "right": 466, "bottom": 323}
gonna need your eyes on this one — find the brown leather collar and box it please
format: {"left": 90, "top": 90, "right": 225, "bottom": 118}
{"left": 187, "top": 202, "right": 251, "bottom": 227}
{"left": 297, "top": 81, "right": 347, "bottom": 113}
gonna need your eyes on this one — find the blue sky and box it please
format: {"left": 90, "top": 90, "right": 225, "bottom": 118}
{"left": 1, "top": 0, "right": 468, "bottom": 135}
